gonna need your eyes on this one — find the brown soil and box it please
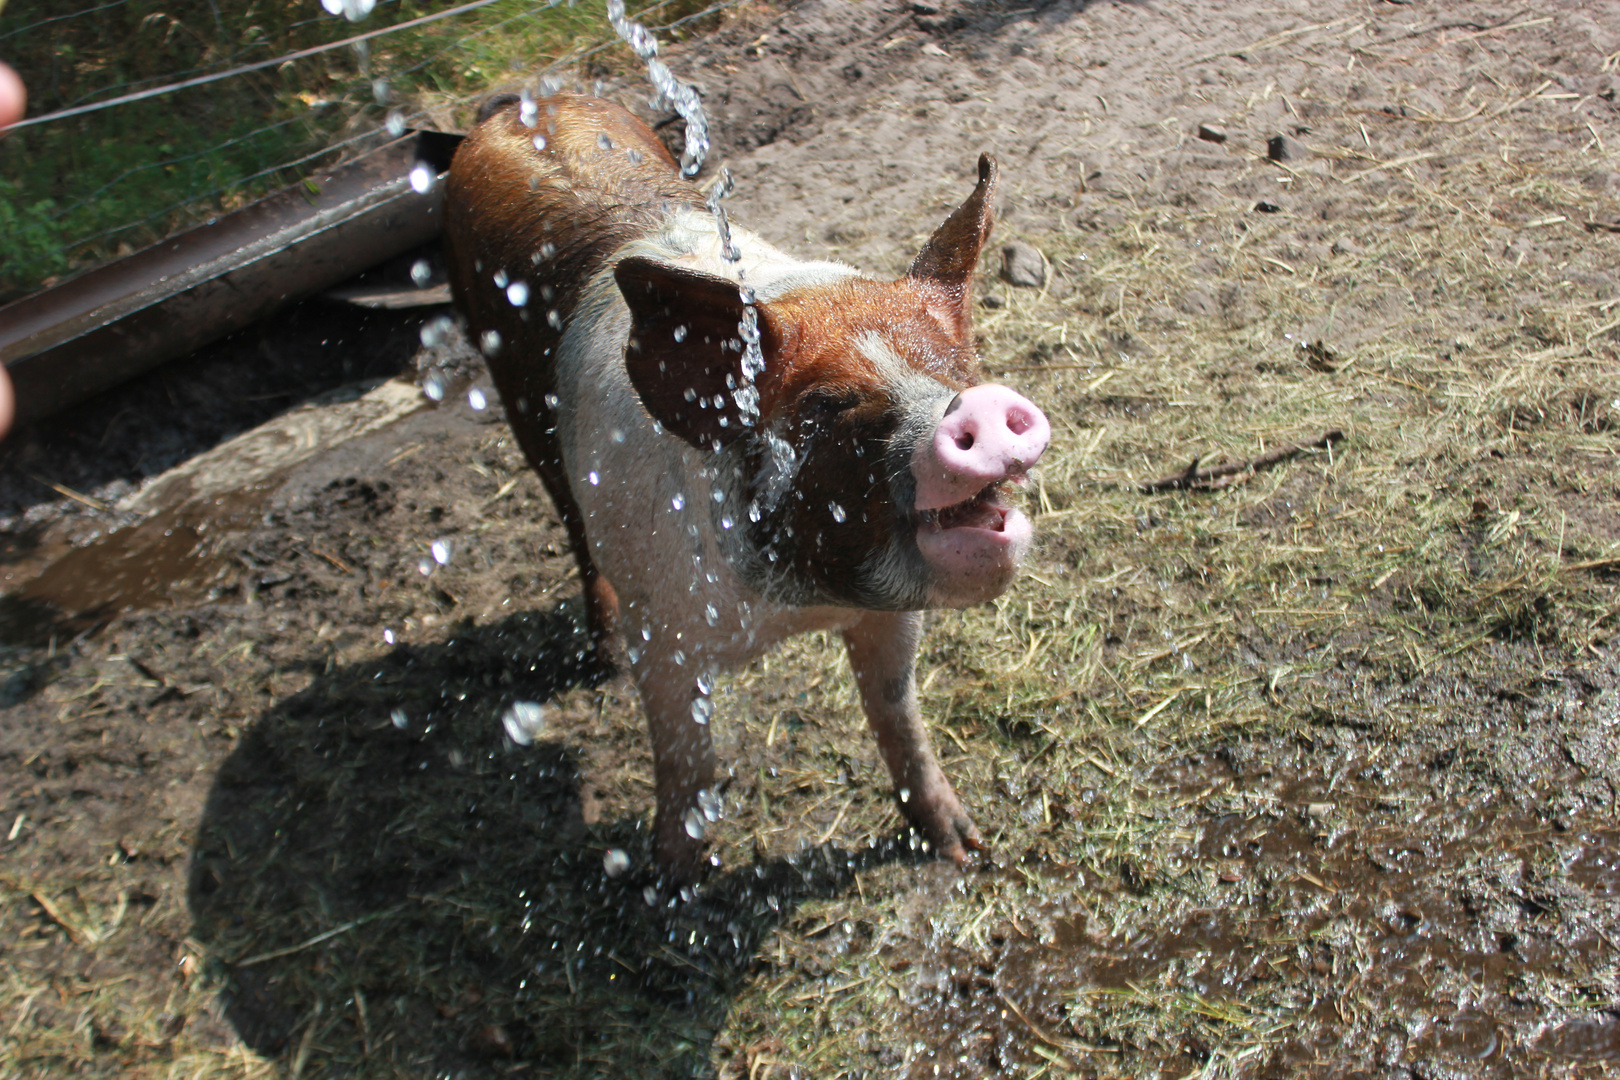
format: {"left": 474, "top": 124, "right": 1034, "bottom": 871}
{"left": 3, "top": 1, "right": 1619, "bottom": 1077}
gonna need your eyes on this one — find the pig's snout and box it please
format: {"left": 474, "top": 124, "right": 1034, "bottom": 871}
{"left": 913, "top": 384, "right": 1050, "bottom": 512}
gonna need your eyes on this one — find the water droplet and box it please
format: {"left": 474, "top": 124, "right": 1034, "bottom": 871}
{"left": 467, "top": 388, "right": 487, "bottom": 411}
{"left": 696, "top": 672, "right": 714, "bottom": 695}
{"left": 597, "top": 133, "right": 614, "bottom": 150}
{"left": 899, "top": 787, "right": 911, "bottom": 803}
{"left": 640, "top": 627, "right": 652, "bottom": 641}
{"left": 829, "top": 502, "right": 847, "bottom": 523}
{"left": 480, "top": 329, "right": 502, "bottom": 357}
{"left": 383, "top": 628, "right": 395, "bottom": 645}
{"left": 643, "top": 885, "right": 659, "bottom": 906}
{"left": 697, "top": 787, "right": 722, "bottom": 822}
{"left": 422, "top": 372, "right": 446, "bottom": 401}
{"left": 626, "top": 645, "right": 642, "bottom": 664}
{"left": 533, "top": 134, "right": 548, "bottom": 151}
{"left": 610, "top": 428, "right": 626, "bottom": 443}
{"left": 747, "top": 501, "right": 762, "bottom": 523}
{"left": 371, "top": 78, "right": 390, "bottom": 104}
{"left": 323, "top": 0, "right": 376, "bottom": 21}
{"left": 502, "top": 700, "right": 546, "bottom": 746}
{"left": 588, "top": 470, "right": 600, "bottom": 486}
{"left": 720, "top": 516, "right": 733, "bottom": 530}
{"left": 493, "top": 268, "right": 509, "bottom": 288}
{"left": 410, "top": 258, "right": 432, "bottom": 287}
{"left": 417, "top": 557, "right": 434, "bottom": 576}
{"left": 603, "top": 849, "right": 631, "bottom": 877}
{"left": 409, "top": 161, "right": 435, "bottom": 194}
{"left": 547, "top": 309, "right": 562, "bottom": 330}
{"left": 673, "top": 325, "right": 688, "bottom": 342}
{"left": 518, "top": 92, "right": 538, "bottom": 128}
{"left": 431, "top": 538, "right": 452, "bottom": 565}
{"left": 544, "top": 393, "right": 560, "bottom": 409}
{"left": 683, "top": 387, "right": 697, "bottom": 402}
{"left": 419, "top": 313, "right": 452, "bottom": 347}
{"left": 627, "top": 148, "right": 644, "bottom": 164}
{"left": 385, "top": 109, "right": 407, "bottom": 138}
{"left": 672, "top": 649, "right": 687, "bottom": 667}
{"left": 671, "top": 493, "right": 685, "bottom": 510}
{"left": 691, "top": 696, "right": 714, "bottom": 724}
{"left": 391, "top": 708, "right": 408, "bottom": 729}
{"left": 704, "top": 604, "right": 719, "bottom": 626}
{"left": 506, "top": 281, "right": 529, "bottom": 307}
{"left": 683, "top": 807, "right": 706, "bottom": 839}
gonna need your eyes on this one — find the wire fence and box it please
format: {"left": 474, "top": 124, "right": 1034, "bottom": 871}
{"left": 0, "top": 0, "right": 737, "bottom": 300}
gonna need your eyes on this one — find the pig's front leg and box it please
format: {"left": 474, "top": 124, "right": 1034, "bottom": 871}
{"left": 843, "top": 611, "right": 983, "bottom": 864}
{"left": 634, "top": 644, "right": 717, "bottom": 882}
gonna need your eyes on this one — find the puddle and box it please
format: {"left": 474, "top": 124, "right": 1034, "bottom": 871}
{"left": 936, "top": 747, "right": 1620, "bottom": 1077}
{"left": 0, "top": 488, "right": 268, "bottom": 645}
{"left": 1536, "top": 1013, "right": 1620, "bottom": 1063}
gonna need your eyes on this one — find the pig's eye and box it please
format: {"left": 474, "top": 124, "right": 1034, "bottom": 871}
{"left": 803, "top": 389, "right": 859, "bottom": 422}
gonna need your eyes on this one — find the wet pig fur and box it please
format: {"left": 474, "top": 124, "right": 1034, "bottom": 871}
{"left": 443, "top": 94, "right": 1051, "bottom": 880}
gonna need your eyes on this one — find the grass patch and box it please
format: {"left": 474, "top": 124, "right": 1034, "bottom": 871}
{"left": 0, "top": 0, "right": 722, "bottom": 300}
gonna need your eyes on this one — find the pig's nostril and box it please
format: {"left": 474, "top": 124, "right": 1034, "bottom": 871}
{"left": 1006, "top": 409, "right": 1032, "bottom": 436}
{"left": 955, "top": 432, "right": 975, "bottom": 451}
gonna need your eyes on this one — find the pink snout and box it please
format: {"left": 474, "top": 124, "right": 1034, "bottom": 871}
{"left": 913, "top": 384, "right": 1050, "bottom": 512}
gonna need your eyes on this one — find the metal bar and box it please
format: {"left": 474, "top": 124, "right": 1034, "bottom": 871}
{"left": 0, "top": 129, "right": 462, "bottom": 425}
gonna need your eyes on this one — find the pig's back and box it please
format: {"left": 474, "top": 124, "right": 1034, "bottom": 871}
{"left": 443, "top": 95, "right": 706, "bottom": 420}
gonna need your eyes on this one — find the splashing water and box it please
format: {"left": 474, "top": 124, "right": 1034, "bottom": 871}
{"left": 502, "top": 701, "right": 547, "bottom": 746}
{"left": 419, "top": 313, "right": 453, "bottom": 347}
{"left": 605, "top": 0, "right": 766, "bottom": 431}
{"left": 408, "top": 161, "right": 435, "bottom": 194}
{"left": 322, "top": 0, "right": 376, "bottom": 22}
{"left": 605, "top": 0, "right": 708, "bottom": 177}
{"left": 683, "top": 806, "right": 706, "bottom": 840}
{"left": 602, "top": 849, "right": 631, "bottom": 877}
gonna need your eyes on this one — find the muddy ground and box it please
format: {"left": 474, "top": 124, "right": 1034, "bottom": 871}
{"left": 3, "top": 1, "right": 1619, "bottom": 1077}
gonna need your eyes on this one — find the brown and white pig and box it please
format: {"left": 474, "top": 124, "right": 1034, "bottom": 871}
{"left": 443, "top": 94, "right": 1050, "bottom": 880}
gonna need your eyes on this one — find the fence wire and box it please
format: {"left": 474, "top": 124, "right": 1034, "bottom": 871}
{"left": 0, "top": 0, "right": 739, "bottom": 300}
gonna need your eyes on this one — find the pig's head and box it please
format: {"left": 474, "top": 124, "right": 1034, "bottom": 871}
{"left": 615, "top": 154, "right": 1050, "bottom": 610}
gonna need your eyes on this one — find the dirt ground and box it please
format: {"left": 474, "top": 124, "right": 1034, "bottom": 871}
{"left": 3, "top": 1, "right": 1619, "bottom": 1077}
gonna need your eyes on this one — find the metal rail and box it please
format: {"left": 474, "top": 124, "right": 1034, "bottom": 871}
{"left": 0, "top": 129, "right": 462, "bottom": 425}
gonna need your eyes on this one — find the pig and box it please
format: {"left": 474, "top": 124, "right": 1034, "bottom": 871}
{"left": 443, "top": 94, "right": 1050, "bottom": 880}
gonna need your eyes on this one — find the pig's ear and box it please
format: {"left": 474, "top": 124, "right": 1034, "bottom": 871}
{"left": 907, "top": 153, "right": 998, "bottom": 342}
{"left": 616, "top": 256, "right": 772, "bottom": 450}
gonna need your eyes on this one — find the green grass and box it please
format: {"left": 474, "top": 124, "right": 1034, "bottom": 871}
{"left": 0, "top": 0, "right": 720, "bottom": 300}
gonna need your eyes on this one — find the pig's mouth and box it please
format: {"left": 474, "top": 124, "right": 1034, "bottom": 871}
{"left": 917, "top": 480, "right": 1018, "bottom": 535}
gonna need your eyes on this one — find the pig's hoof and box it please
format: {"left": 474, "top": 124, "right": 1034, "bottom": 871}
{"left": 903, "top": 793, "right": 985, "bottom": 866}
